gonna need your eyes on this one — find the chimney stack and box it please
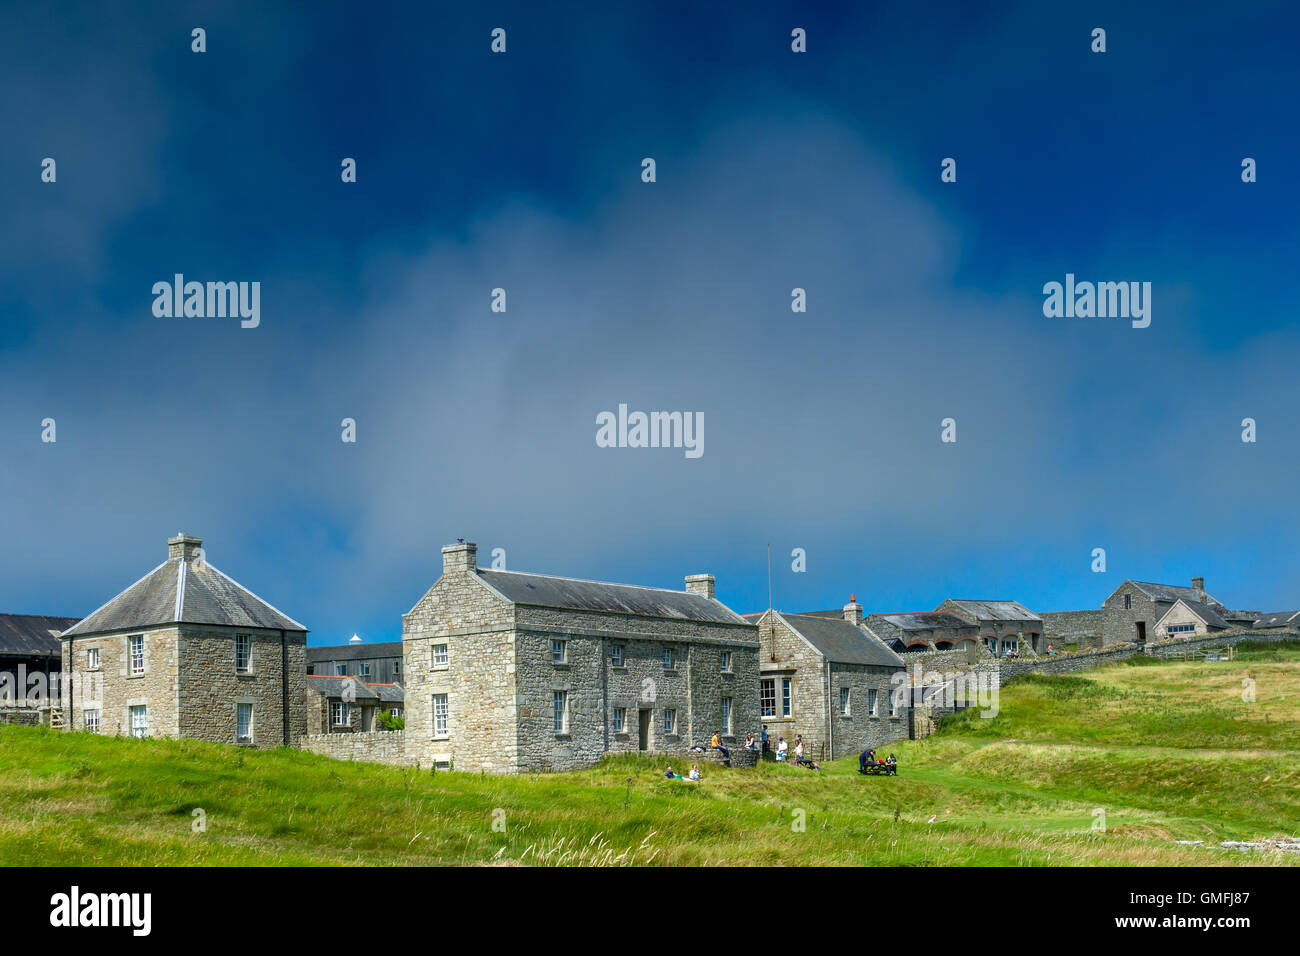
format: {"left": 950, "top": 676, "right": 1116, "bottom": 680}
{"left": 1192, "top": 576, "right": 1205, "bottom": 601}
{"left": 442, "top": 540, "right": 477, "bottom": 575}
{"left": 844, "top": 593, "right": 863, "bottom": 626}
{"left": 685, "top": 574, "right": 715, "bottom": 600}
{"left": 168, "top": 533, "right": 203, "bottom": 562}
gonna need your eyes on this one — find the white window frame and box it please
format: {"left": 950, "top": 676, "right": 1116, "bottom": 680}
{"left": 840, "top": 686, "right": 851, "bottom": 715}
{"left": 760, "top": 678, "right": 776, "bottom": 718}
{"left": 393, "top": 660, "right": 401, "bottom": 678}
{"left": 84, "top": 709, "right": 100, "bottom": 732}
{"left": 359, "top": 661, "right": 371, "bottom": 678}
{"left": 662, "top": 646, "right": 675, "bottom": 670}
{"left": 721, "top": 697, "right": 732, "bottom": 734}
{"left": 610, "top": 644, "right": 624, "bottom": 668}
{"left": 129, "top": 704, "right": 147, "bottom": 738}
{"left": 235, "top": 633, "right": 252, "bottom": 674}
{"left": 128, "top": 634, "right": 144, "bottom": 676}
{"left": 868, "top": 688, "right": 879, "bottom": 716}
{"left": 335, "top": 662, "right": 347, "bottom": 676}
{"left": 662, "top": 707, "right": 676, "bottom": 734}
{"left": 86, "top": 647, "right": 99, "bottom": 671}
{"left": 390, "top": 707, "right": 402, "bottom": 718}
{"left": 551, "top": 639, "right": 567, "bottom": 664}
{"left": 553, "top": 690, "right": 568, "bottom": 734}
{"left": 330, "top": 701, "right": 349, "bottom": 726}
{"left": 720, "top": 650, "right": 732, "bottom": 673}
{"left": 433, "top": 693, "right": 449, "bottom": 737}
{"left": 432, "top": 643, "right": 448, "bottom": 667}
{"left": 236, "top": 703, "right": 253, "bottom": 743}
{"left": 612, "top": 706, "right": 626, "bottom": 733}
{"left": 781, "top": 677, "right": 792, "bottom": 718}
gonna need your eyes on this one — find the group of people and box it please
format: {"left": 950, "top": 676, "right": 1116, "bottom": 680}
{"left": 664, "top": 764, "right": 702, "bottom": 782}
{"left": 858, "top": 748, "right": 898, "bottom": 774}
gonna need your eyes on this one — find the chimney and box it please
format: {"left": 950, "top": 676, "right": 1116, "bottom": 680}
{"left": 442, "top": 540, "right": 477, "bottom": 575}
{"left": 1192, "top": 576, "right": 1205, "bottom": 601}
{"left": 168, "top": 533, "right": 203, "bottom": 562}
{"left": 844, "top": 594, "right": 863, "bottom": 626}
{"left": 685, "top": 574, "right": 715, "bottom": 600}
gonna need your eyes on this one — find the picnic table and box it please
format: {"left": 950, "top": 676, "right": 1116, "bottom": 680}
{"left": 859, "top": 762, "right": 898, "bottom": 776}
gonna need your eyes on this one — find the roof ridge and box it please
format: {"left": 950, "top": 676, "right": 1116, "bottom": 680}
{"left": 478, "top": 567, "right": 707, "bottom": 599}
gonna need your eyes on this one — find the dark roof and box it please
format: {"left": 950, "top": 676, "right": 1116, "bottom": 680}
{"left": 1254, "top": 610, "right": 1300, "bottom": 629}
{"left": 1171, "top": 599, "right": 1231, "bottom": 630}
{"left": 871, "top": 612, "right": 973, "bottom": 631}
{"left": 64, "top": 558, "right": 306, "bottom": 637}
{"left": 780, "top": 613, "right": 905, "bottom": 668}
{"left": 305, "top": 676, "right": 404, "bottom": 704}
{"left": 944, "top": 600, "right": 1041, "bottom": 623}
{"left": 1128, "top": 581, "right": 1222, "bottom": 607}
{"left": 308, "top": 641, "right": 403, "bottom": 662}
{"left": 476, "top": 569, "right": 751, "bottom": 626}
{"left": 1221, "top": 610, "right": 1260, "bottom": 625}
{"left": 0, "top": 614, "right": 81, "bottom": 657}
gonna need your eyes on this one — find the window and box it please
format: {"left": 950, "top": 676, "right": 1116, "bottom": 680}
{"left": 720, "top": 650, "right": 732, "bottom": 673}
{"left": 888, "top": 689, "right": 898, "bottom": 717}
{"left": 840, "top": 687, "right": 851, "bottom": 715}
{"left": 612, "top": 706, "right": 626, "bottom": 733}
{"left": 434, "top": 761, "right": 451, "bottom": 772}
{"left": 610, "top": 645, "right": 624, "bottom": 668}
{"left": 432, "top": 644, "right": 448, "bottom": 667}
{"left": 781, "top": 678, "right": 792, "bottom": 718}
{"left": 390, "top": 707, "right": 403, "bottom": 718}
{"left": 662, "top": 647, "right": 675, "bottom": 670}
{"left": 721, "top": 697, "right": 732, "bottom": 734}
{"left": 330, "top": 701, "right": 349, "bottom": 726}
{"left": 84, "top": 709, "right": 100, "bottom": 732}
{"left": 760, "top": 678, "right": 776, "bottom": 717}
{"left": 433, "top": 694, "right": 449, "bottom": 737}
{"left": 662, "top": 708, "right": 676, "bottom": 734}
{"left": 553, "top": 691, "right": 568, "bottom": 733}
{"left": 236, "top": 703, "right": 253, "bottom": 743}
{"left": 868, "top": 688, "right": 878, "bottom": 716}
{"left": 235, "top": 633, "right": 252, "bottom": 673}
{"left": 1168, "top": 623, "right": 1196, "bottom": 634}
{"left": 128, "top": 635, "right": 144, "bottom": 675}
{"left": 1124, "top": 593, "right": 1132, "bottom": 609}
{"left": 359, "top": 661, "right": 371, "bottom": 678}
{"left": 86, "top": 647, "right": 99, "bottom": 670}
{"left": 551, "top": 639, "right": 567, "bottom": 664}
{"left": 129, "top": 705, "right": 147, "bottom": 738}
{"left": 335, "top": 662, "right": 347, "bottom": 676}
{"left": 393, "top": 660, "right": 401, "bottom": 678}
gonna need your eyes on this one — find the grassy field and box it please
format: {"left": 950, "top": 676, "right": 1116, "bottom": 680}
{"left": 2, "top": 641, "right": 1297, "bottom": 866}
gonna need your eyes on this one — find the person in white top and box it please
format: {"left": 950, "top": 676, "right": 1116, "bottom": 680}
{"left": 776, "top": 737, "right": 788, "bottom": 761}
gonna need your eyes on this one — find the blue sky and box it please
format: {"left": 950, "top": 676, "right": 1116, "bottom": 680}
{"left": 3, "top": 1, "right": 1299, "bottom": 644}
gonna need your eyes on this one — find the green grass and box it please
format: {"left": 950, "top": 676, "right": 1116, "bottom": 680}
{"left": 2, "top": 642, "right": 1297, "bottom": 866}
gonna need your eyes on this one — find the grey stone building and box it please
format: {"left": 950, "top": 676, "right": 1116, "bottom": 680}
{"left": 754, "top": 598, "right": 908, "bottom": 760}
{"left": 936, "top": 599, "right": 1043, "bottom": 655}
{"left": 1253, "top": 609, "right": 1300, "bottom": 630}
{"left": 305, "top": 675, "right": 403, "bottom": 734}
{"left": 1100, "top": 577, "right": 1224, "bottom": 646}
{"left": 863, "top": 611, "right": 979, "bottom": 654}
{"left": 401, "top": 541, "right": 759, "bottom": 773}
{"left": 59, "top": 534, "right": 308, "bottom": 747}
{"left": 308, "top": 638, "right": 403, "bottom": 683}
{"left": 1151, "top": 598, "right": 1238, "bottom": 639}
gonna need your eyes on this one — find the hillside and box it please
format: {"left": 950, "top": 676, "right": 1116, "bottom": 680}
{"left": 1, "top": 641, "right": 1296, "bottom": 866}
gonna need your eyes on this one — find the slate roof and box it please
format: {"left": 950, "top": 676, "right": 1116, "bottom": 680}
{"left": 1128, "top": 581, "right": 1222, "bottom": 607}
{"left": 1170, "top": 599, "right": 1231, "bottom": 630}
{"left": 0, "top": 614, "right": 81, "bottom": 657}
{"left": 305, "top": 675, "right": 404, "bottom": 704}
{"left": 63, "top": 558, "right": 306, "bottom": 637}
{"left": 1254, "top": 610, "right": 1300, "bottom": 629}
{"left": 873, "top": 612, "right": 973, "bottom": 631}
{"left": 475, "top": 569, "right": 751, "bottom": 626}
{"left": 307, "top": 641, "right": 402, "bottom": 662}
{"left": 780, "top": 613, "right": 905, "bottom": 668}
{"left": 944, "top": 600, "right": 1041, "bottom": 623}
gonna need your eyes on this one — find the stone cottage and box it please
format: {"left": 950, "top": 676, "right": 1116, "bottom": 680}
{"left": 308, "top": 638, "right": 403, "bottom": 683}
{"left": 305, "top": 675, "right": 403, "bottom": 734}
{"left": 753, "top": 597, "right": 908, "bottom": 761}
{"left": 401, "top": 541, "right": 759, "bottom": 773}
{"left": 863, "top": 611, "right": 979, "bottom": 653}
{"left": 1100, "top": 577, "right": 1224, "bottom": 646}
{"left": 59, "top": 534, "right": 308, "bottom": 747}
{"left": 936, "top": 600, "right": 1043, "bottom": 655}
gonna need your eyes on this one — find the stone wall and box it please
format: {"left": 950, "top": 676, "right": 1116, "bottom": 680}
{"left": 179, "top": 626, "right": 306, "bottom": 748}
{"left": 61, "top": 626, "right": 181, "bottom": 738}
{"left": 1040, "top": 609, "right": 1107, "bottom": 650}
{"left": 299, "top": 730, "right": 412, "bottom": 766}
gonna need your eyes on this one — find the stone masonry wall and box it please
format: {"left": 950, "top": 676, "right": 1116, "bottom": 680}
{"left": 299, "top": 730, "right": 412, "bottom": 766}
{"left": 1040, "top": 609, "right": 1107, "bottom": 650}
{"left": 61, "top": 626, "right": 181, "bottom": 738}
{"left": 828, "top": 661, "right": 910, "bottom": 758}
{"left": 178, "top": 626, "right": 306, "bottom": 748}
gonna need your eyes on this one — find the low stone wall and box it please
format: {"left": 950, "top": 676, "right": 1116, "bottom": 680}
{"left": 298, "top": 730, "right": 413, "bottom": 766}
{"left": 1040, "top": 609, "right": 1107, "bottom": 651}
{"left": 661, "top": 747, "right": 759, "bottom": 768}
{"left": 0, "top": 710, "right": 42, "bottom": 727}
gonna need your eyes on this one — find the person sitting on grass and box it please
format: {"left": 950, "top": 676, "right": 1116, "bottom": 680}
{"left": 664, "top": 765, "right": 681, "bottom": 779}
{"left": 744, "top": 731, "right": 756, "bottom": 751}
{"left": 776, "top": 736, "right": 788, "bottom": 761}
{"left": 688, "top": 764, "right": 701, "bottom": 782}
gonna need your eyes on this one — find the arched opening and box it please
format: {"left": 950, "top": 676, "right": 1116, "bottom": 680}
{"left": 933, "top": 640, "right": 953, "bottom": 650}
{"left": 903, "top": 641, "right": 931, "bottom": 653}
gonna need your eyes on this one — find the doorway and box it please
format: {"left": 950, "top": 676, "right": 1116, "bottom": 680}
{"left": 1135, "top": 621, "right": 1146, "bottom": 644}
{"left": 638, "top": 708, "right": 651, "bottom": 750}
